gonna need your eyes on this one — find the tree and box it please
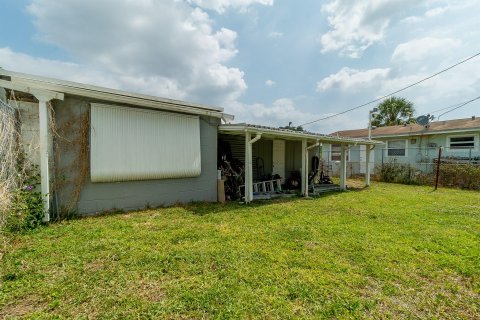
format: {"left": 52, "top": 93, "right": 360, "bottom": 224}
{"left": 279, "top": 122, "right": 305, "bottom": 132}
{"left": 371, "top": 97, "right": 416, "bottom": 127}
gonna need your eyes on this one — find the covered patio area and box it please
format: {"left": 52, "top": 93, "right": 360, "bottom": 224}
{"left": 218, "top": 124, "right": 382, "bottom": 203}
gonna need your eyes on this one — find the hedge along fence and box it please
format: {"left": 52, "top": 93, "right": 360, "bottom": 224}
{"left": 375, "top": 161, "right": 480, "bottom": 190}
{"left": 438, "top": 163, "right": 480, "bottom": 190}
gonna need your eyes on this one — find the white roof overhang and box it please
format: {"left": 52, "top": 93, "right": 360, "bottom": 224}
{"left": 0, "top": 68, "right": 225, "bottom": 118}
{"left": 219, "top": 124, "right": 383, "bottom": 146}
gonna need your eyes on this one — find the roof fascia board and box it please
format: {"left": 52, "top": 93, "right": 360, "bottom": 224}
{"left": 11, "top": 77, "right": 223, "bottom": 118}
{"left": 1, "top": 69, "right": 224, "bottom": 117}
{"left": 0, "top": 79, "right": 64, "bottom": 101}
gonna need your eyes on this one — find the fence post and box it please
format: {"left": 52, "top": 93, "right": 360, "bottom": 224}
{"left": 434, "top": 147, "right": 442, "bottom": 190}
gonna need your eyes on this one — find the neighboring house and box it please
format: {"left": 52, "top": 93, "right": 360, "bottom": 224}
{"left": 0, "top": 68, "right": 379, "bottom": 219}
{"left": 331, "top": 117, "right": 480, "bottom": 175}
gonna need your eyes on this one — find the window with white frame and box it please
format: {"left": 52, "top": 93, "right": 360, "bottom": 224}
{"left": 448, "top": 135, "right": 476, "bottom": 149}
{"left": 330, "top": 144, "right": 349, "bottom": 161}
{"left": 387, "top": 139, "right": 407, "bottom": 156}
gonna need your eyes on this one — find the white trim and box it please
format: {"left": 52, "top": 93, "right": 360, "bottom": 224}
{"left": 386, "top": 139, "right": 409, "bottom": 157}
{"left": 445, "top": 133, "right": 479, "bottom": 152}
{"left": 330, "top": 143, "right": 350, "bottom": 162}
{"left": 0, "top": 79, "right": 64, "bottom": 101}
{"left": 0, "top": 69, "right": 226, "bottom": 118}
{"left": 38, "top": 100, "right": 50, "bottom": 222}
{"left": 219, "top": 124, "right": 382, "bottom": 146}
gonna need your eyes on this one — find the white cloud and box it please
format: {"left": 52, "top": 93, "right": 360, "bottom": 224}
{"left": 21, "top": 0, "right": 248, "bottom": 106}
{"left": 228, "top": 98, "right": 319, "bottom": 130}
{"left": 425, "top": 6, "right": 449, "bottom": 17}
{"left": 317, "top": 67, "right": 390, "bottom": 92}
{"left": 225, "top": 98, "right": 360, "bottom": 134}
{"left": 320, "top": 0, "right": 418, "bottom": 58}
{"left": 0, "top": 47, "right": 189, "bottom": 99}
{"left": 265, "top": 79, "right": 275, "bottom": 86}
{"left": 186, "top": 0, "right": 273, "bottom": 13}
{"left": 391, "top": 37, "right": 461, "bottom": 63}
{"left": 268, "top": 31, "right": 283, "bottom": 38}
{"left": 401, "top": 16, "right": 423, "bottom": 24}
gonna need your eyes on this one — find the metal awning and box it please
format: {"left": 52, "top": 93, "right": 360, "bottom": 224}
{"left": 220, "top": 123, "right": 382, "bottom": 203}
{"left": 219, "top": 123, "right": 384, "bottom": 145}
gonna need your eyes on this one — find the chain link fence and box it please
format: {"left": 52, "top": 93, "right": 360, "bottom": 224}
{"left": 320, "top": 146, "right": 480, "bottom": 189}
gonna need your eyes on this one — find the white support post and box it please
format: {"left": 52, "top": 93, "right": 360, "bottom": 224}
{"left": 0, "top": 82, "right": 63, "bottom": 222}
{"left": 301, "top": 139, "right": 307, "bottom": 196}
{"left": 305, "top": 147, "right": 310, "bottom": 197}
{"left": 245, "top": 131, "right": 252, "bottom": 203}
{"left": 365, "top": 145, "right": 371, "bottom": 187}
{"left": 244, "top": 132, "right": 262, "bottom": 203}
{"left": 340, "top": 144, "right": 347, "bottom": 191}
{"left": 38, "top": 98, "right": 51, "bottom": 222}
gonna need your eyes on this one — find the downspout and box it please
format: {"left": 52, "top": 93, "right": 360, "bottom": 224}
{"left": 249, "top": 133, "right": 262, "bottom": 145}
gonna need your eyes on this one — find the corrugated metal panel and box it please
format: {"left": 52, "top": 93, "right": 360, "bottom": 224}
{"left": 272, "top": 140, "right": 285, "bottom": 178}
{"left": 91, "top": 103, "right": 201, "bottom": 183}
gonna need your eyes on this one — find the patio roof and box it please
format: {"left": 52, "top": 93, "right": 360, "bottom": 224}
{"left": 219, "top": 123, "right": 383, "bottom": 145}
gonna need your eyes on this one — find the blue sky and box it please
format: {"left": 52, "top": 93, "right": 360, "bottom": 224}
{"left": 1, "top": 0, "right": 479, "bottom": 133}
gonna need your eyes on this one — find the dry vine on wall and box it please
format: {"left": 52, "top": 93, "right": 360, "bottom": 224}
{"left": 0, "top": 91, "right": 41, "bottom": 257}
{"left": 51, "top": 101, "right": 90, "bottom": 218}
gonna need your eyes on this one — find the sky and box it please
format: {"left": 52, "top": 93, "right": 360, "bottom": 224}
{"left": 1, "top": 0, "right": 479, "bottom": 133}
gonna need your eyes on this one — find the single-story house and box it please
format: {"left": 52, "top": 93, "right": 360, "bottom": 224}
{"left": 0, "top": 68, "right": 381, "bottom": 220}
{"left": 330, "top": 117, "right": 480, "bottom": 175}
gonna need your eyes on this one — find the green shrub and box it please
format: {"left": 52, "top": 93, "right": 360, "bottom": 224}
{"left": 376, "top": 162, "right": 419, "bottom": 185}
{"left": 375, "top": 162, "right": 480, "bottom": 190}
{"left": 6, "top": 170, "right": 44, "bottom": 232}
{"left": 439, "top": 164, "right": 480, "bottom": 190}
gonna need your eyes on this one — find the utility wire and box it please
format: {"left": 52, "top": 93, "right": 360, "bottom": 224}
{"left": 429, "top": 101, "right": 467, "bottom": 114}
{"left": 301, "top": 51, "right": 480, "bottom": 127}
{"left": 437, "top": 96, "right": 480, "bottom": 119}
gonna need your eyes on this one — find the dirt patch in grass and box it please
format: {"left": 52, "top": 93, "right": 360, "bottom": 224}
{"left": 0, "top": 295, "right": 46, "bottom": 318}
{"left": 361, "top": 275, "right": 480, "bottom": 319}
{"left": 136, "top": 280, "right": 167, "bottom": 303}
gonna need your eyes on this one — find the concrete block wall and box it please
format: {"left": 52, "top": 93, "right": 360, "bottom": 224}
{"left": 9, "top": 100, "right": 41, "bottom": 167}
{"left": 53, "top": 96, "right": 219, "bottom": 215}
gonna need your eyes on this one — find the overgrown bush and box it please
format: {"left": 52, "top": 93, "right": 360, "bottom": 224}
{"left": 375, "top": 162, "right": 480, "bottom": 190}
{"left": 375, "top": 162, "right": 421, "bottom": 185}
{"left": 5, "top": 168, "right": 44, "bottom": 232}
{"left": 439, "top": 164, "right": 480, "bottom": 190}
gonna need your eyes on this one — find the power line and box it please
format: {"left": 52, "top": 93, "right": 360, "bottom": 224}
{"left": 301, "top": 51, "right": 480, "bottom": 127}
{"left": 428, "top": 101, "right": 467, "bottom": 114}
{"left": 436, "top": 96, "right": 480, "bottom": 119}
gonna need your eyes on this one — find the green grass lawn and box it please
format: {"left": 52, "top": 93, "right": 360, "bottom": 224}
{"left": 1, "top": 182, "right": 479, "bottom": 319}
